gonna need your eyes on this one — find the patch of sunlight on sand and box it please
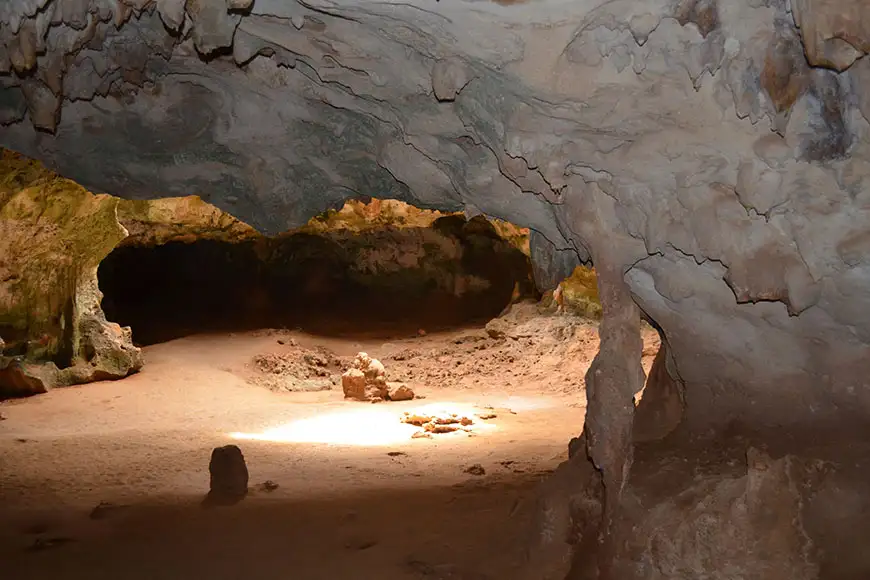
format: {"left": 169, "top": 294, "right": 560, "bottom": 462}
{"left": 229, "top": 402, "right": 499, "bottom": 446}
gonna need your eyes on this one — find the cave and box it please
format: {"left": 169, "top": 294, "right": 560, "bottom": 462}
{"left": 4, "top": 159, "right": 658, "bottom": 578}
{"left": 98, "top": 208, "right": 538, "bottom": 345}
{"left": 3, "top": 0, "right": 870, "bottom": 578}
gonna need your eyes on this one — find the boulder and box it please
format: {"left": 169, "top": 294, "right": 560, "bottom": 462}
{"left": 0, "top": 358, "right": 50, "bottom": 397}
{"left": 341, "top": 368, "right": 367, "bottom": 400}
{"left": 388, "top": 382, "right": 415, "bottom": 401}
{"left": 368, "top": 376, "right": 389, "bottom": 400}
{"left": 207, "top": 445, "right": 249, "bottom": 505}
{"left": 352, "top": 352, "right": 373, "bottom": 370}
{"left": 485, "top": 318, "right": 510, "bottom": 340}
{"left": 364, "top": 358, "right": 386, "bottom": 382}
{"left": 343, "top": 353, "right": 390, "bottom": 401}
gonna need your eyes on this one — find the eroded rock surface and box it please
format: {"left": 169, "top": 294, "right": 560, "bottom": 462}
{"left": 116, "top": 196, "right": 260, "bottom": 247}
{"left": 632, "top": 340, "right": 684, "bottom": 443}
{"left": 2, "top": 0, "right": 870, "bottom": 575}
{"left": 99, "top": 200, "right": 536, "bottom": 345}
{"left": 1, "top": 0, "right": 867, "bottom": 431}
{"left": 387, "top": 382, "right": 415, "bottom": 402}
{"left": 604, "top": 448, "right": 820, "bottom": 580}
{"left": 521, "top": 445, "right": 832, "bottom": 580}
{"left": 792, "top": 0, "right": 870, "bottom": 70}
{"left": 0, "top": 151, "right": 142, "bottom": 395}
{"left": 342, "top": 352, "right": 389, "bottom": 401}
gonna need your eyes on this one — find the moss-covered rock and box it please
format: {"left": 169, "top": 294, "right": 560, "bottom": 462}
{"left": 117, "top": 196, "right": 260, "bottom": 247}
{"left": 299, "top": 198, "right": 450, "bottom": 233}
{"left": 542, "top": 265, "right": 602, "bottom": 320}
{"left": 299, "top": 198, "right": 533, "bottom": 259}
{"left": 0, "top": 149, "right": 267, "bottom": 397}
{"left": 562, "top": 266, "right": 601, "bottom": 319}
{"left": 0, "top": 150, "right": 142, "bottom": 397}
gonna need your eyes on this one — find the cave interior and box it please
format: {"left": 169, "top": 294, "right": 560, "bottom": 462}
{"left": 2, "top": 0, "right": 870, "bottom": 578}
{"left": 98, "top": 210, "right": 539, "bottom": 344}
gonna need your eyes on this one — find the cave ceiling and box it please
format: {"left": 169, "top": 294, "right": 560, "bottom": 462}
{"left": 2, "top": 0, "right": 870, "bottom": 429}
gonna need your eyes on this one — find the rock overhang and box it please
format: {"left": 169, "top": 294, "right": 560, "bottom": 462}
{"left": 0, "top": 0, "right": 869, "bottom": 430}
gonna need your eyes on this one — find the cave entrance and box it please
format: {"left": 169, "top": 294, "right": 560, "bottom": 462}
{"left": 98, "top": 198, "right": 539, "bottom": 345}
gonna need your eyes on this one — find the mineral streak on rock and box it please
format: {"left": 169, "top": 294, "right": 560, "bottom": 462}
{"left": 674, "top": 0, "right": 719, "bottom": 39}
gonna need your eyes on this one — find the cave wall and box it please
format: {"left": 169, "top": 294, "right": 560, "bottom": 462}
{"left": 0, "top": 151, "right": 117, "bottom": 360}
{"left": 0, "top": 150, "right": 266, "bottom": 395}
{"left": 1, "top": 2, "right": 869, "bottom": 431}
{"left": 0, "top": 150, "right": 141, "bottom": 395}
{"left": 116, "top": 195, "right": 260, "bottom": 247}
{"left": 276, "top": 215, "right": 534, "bottom": 314}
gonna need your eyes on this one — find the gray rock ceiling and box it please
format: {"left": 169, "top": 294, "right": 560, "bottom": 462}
{"left": 2, "top": 0, "right": 870, "bottom": 431}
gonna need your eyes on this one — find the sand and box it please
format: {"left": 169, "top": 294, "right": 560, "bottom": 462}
{"left": 0, "top": 310, "right": 659, "bottom": 579}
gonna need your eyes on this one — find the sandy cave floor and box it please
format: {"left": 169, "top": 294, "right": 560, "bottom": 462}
{"left": 0, "top": 306, "right": 659, "bottom": 580}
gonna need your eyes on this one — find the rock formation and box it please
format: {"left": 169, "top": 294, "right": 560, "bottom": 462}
{"left": 342, "top": 352, "right": 389, "bottom": 401}
{"left": 116, "top": 195, "right": 260, "bottom": 247}
{"left": 0, "top": 150, "right": 142, "bottom": 395}
{"left": 0, "top": 150, "right": 262, "bottom": 396}
{"left": 632, "top": 340, "right": 684, "bottom": 444}
{"left": 545, "top": 265, "right": 601, "bottom": 319}
{"left": 2, "top": 0, "right": 866, "bottom": 428}
{"left": 2, "top": 0, "right": 870, "bottom": 576}
{"left": 615, "top": 448, "right": 819, "bottom": 580}
{"left": 387, "top": 382, "right": 415, "bottom": 402}
{"left": 206, "top": 444, "right": 249, "bottom": 506}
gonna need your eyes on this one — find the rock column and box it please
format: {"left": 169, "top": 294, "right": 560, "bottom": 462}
{"left": 581, "top": 262, "right": 645, "bottom": 578}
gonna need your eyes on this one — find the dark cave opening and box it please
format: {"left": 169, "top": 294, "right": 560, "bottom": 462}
{"left": 98, "top": 212, "right": 539, "bottom": 345}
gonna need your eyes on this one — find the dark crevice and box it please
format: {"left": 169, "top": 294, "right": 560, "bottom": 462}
{"left": 55, "top": 295, "right": 75, "bottom": 369}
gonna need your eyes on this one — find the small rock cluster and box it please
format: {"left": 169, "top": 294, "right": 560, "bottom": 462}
{"left": 341, "top": 352, "right": 415, "bottom": 402}
{"left": 402, "top": 411, "right": 476, "bottom": 438}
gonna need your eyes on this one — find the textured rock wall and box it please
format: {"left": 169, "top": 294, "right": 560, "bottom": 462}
{"left": 614, "top": 448, "right": 820, "bottom": 580}
{"left": 0, "top": 150, "right": 258, "bottom": 395}
{"left": 117, "top": 195, "right": 260, "bottom": 247}
{"left": 300, "top": 197, "right": 454, "bottom": 233}
{"left": 1, "top": 0, "right": 869, "bottom": 482}
{"left": 0, "top": 150, "right": 141, "bottom": 395}
{"left": 0, "top": 151, "right": 121, "bottom": 361}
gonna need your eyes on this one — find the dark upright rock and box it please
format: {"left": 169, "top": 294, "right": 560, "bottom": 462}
{"left": 206, "top": 444, "right": 249, "bottom": 506}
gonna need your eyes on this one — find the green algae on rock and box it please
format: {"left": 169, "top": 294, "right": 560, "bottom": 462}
{"left": 0, "top": 150, "right": 141, "bottom": 396}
